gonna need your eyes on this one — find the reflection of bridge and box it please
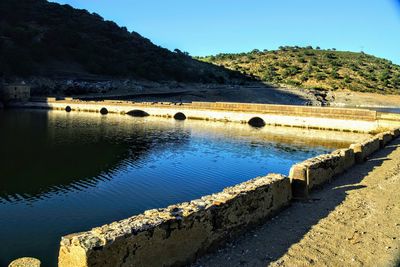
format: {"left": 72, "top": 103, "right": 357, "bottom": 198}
{"left": 17, "top": 99, "right": 400, "bottom": 133}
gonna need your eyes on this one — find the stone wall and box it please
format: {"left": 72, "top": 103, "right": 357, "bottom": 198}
{"left": 391, "top": 128, "right": 400, "bottom": 138}
{"left": 350, "top": 137, "right": 380, "bottom": 163}
{"left": 377, "top": 112, "right": 400, "bottom": 129}
{"left": 289, "top": 148, "right": 355, "bottom": 197}
{"left": 191, "top": 102, "right": 377, "bottom": 121}
{"left": 377, "top": 131, "right": 393, "bottom": 148}
{"left": 59, "top": 174, "right": 291, "bottom": 267}
{"left": 289, "top": 129, "right": 399, "bottom": 198}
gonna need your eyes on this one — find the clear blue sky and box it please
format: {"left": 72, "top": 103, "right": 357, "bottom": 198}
{"left": 51, "top": 0, "right": 400, "bottom": 64}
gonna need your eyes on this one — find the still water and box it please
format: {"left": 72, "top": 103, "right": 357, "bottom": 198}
{"left": 0, "top": 109, "right": 355, "bottom": 266}
{"left": 374, "top": 107, "right": 400, "bottom": 114}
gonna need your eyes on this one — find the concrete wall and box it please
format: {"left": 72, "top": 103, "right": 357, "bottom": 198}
{"left": 11, "top": 99, "right": 384, "bottom": 132}
{"left": 58, "top": 174, "right": 291, "bottom": 267}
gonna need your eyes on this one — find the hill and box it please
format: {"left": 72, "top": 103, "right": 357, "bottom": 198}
{"left": 198, "top": 46, "right": 400, "bottom": 94}
{"left": 0, "top": 0, "right": 242, "bottom": 83}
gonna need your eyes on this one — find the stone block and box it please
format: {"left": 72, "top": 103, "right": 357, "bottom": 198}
{"left": 306, "top": 155, "right": 337, "bottom": 189}
{"left": 289, "top": 164, "right": 308, "bottom": 198}
{"left": 391, "top": 128, "right": 400, "bottom": 138}
{"left": 361, "top": 137, "right": 380, "bottom": 159}
{"left": 350, "top": 138, "right": 380, "bottom": 163}
{"left": 331, "top": 148, "right": 354, "bottom": 174}
{"left": 8, "top": 258, "right": 41, "bottom": 267}
{"left": 378, "top": 132, "right": 393, "bottom": 147}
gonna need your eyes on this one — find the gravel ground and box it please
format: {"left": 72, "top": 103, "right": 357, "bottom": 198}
{"left": 193, "top": 138, "right": 400, "bottom": 267}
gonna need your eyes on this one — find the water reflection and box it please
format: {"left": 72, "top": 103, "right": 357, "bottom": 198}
{"left": 0, "top": 110, "right": 190, "bottom": 200}
{"left": 0, "top": 109, "right": 369, "bottom": 266}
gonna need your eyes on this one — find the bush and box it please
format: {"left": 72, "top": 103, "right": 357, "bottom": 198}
{"left": 344, "top": 75, "right": 352, "bottom": 83}
{"left": 315, "top": 73, "right": 327, "bottom": 81}
{"left": 330, "top": 69, "right": 340, "bottom": 79}
{"left": 282, "top": 66, "right": 299, "bottom": 77}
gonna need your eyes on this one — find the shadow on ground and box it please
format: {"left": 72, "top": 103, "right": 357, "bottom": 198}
{"left": 193, "top": 138, "right": 400, "bottom": 266}
{"left": 79, "top": 80, "right": 311, "bottom": 106}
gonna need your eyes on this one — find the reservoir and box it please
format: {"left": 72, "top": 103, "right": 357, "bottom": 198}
{"left": 0, "top": 109, "right": 366, "bottom": 266}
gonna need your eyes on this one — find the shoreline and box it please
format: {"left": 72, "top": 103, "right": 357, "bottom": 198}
{"left": 194, "top": 137, "right": 400, "bottom": 267}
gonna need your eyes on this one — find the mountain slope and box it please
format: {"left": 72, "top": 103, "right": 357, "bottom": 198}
{"left": 198, "top": 46, "right": 400, "bottom": 94}
{"left": 0, "top": 0, "right": 241, "bottom": 83}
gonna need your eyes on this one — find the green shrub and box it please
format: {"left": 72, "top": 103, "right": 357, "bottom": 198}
{"left": 315, "top": 73, "right": 327, "bottom": 81}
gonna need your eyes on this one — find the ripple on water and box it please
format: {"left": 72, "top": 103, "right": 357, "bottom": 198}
{"left": 0, "top": 109, "right": 347, "bottom": 266}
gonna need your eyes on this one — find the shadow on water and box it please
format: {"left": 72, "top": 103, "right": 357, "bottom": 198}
{"left": 0, "top": 109, "right": 361, "bottom": 201}
{"left": 193, "top": 138, "right": 400, "bottom": 266}
{"left": 0, "top": 109, "right": 190, "bottom": 200}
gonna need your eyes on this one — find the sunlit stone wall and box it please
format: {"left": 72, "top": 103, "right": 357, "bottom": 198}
{"left": 58, "top": 174, "right": 291, "bottom": 267}
{"left": 289, "top": 129, "right": 399, "bottom": 198}
{"left": 13, "top": 99, "right": 386, "bottom": 132}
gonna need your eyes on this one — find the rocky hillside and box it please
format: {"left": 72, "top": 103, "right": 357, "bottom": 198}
{"left": 198, "top": 46, "right": 400, "bottom": 94}
{"left": 0, "top": 0, "right": 242, "bottom": 83}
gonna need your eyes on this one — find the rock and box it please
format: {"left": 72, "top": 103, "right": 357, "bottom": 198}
{"left": 8, "top": 257, "right": 41, "bottom": 267}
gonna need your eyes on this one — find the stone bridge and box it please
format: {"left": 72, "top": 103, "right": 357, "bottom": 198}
{"left": 16, "top": 98, "right": 400, "bottom": 133}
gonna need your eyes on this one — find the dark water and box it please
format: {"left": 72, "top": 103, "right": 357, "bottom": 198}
{"left": 374, "top": 107, "right": 400, "bottom": 114}
{"left": 0, "top": 109, "right": 343, "bottom": 266}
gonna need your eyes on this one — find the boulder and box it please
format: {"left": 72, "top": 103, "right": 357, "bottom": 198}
{"left": 8, "top": 257, "right": 41, "bottom": 267}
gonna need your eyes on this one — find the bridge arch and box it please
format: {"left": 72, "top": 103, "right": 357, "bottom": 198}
{"left": 248, "top": 117, "right": 265, "bottom": 128}
{"left": 100, "top": 107, "right": 108, "bottom": 115}
{"left": 65, "top": 106, "right": 72, "bottom": 112}
{"left": 174, "top": 112, "right": 186, "bottom": 120}
{"left": 127, "top": 110, "right": 150, "bottom": 117}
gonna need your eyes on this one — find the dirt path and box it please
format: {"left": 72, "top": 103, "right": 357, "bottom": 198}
{"left": 193, "top": 138, "right": 400, "bottom": 267}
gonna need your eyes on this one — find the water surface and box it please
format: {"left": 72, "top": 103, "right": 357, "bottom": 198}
{"left": 0, "top": 109, "right": 356, "bottom": 266}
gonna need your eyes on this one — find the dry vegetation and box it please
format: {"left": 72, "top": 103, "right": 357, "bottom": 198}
{"left": 198, "top": 46, "right": 400, "bottom": 94}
